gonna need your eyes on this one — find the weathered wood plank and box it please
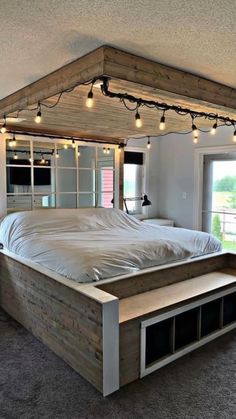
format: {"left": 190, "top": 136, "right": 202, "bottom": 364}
{"left": 103, "top": 46, "right": 236, "bottom": 110}
{"left": 98, "top": 254, "right": 229, "bottom": 299}
{"left": 0, "top": 253, "right": 105, "bottom": 392}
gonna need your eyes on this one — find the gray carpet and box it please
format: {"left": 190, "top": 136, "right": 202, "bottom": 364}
{"left": 0, "top": 308, "right": 236, "bottom": 419}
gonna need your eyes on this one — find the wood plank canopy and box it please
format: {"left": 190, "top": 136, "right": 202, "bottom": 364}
{"left": 1, "top": 46, "right": 236, "bottom": 142}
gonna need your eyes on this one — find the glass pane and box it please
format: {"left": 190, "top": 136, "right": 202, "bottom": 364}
{"left": 57, "top": 168, "right": 77, "bottom": 193}
{"left": 78, "top": 146, "right": 96, "bottom": 169}
{"left": 78, "top": 193, "right": 95, "bottom": 208}
{"left": 56, "top": 145, "right": 76, "bottom": 167}
{"left": 7, "top": 194, "right": 32, "bottom": 211}
{"left": 33, "top": 194, "right": 56, "bottom": 208}
{"left": 56, "top": 194, "right": 77, "bottom": 208}
{"left": 97, "top": 193, "right": 114, "bottom": 208}
{"left": 97, "top": 147, "right": 115, "bottom": 162}
{"left": 6, "top": 166, "right": 32, "bottom": 193}
{"left": 97, "top": 168, "right": 114, "bottom": 194}
{"left": 34, "top": 167, "right": 55, "bottom": 193}
{"left": 78, "top": 169, "right": 95, "bottom": 192}
{"left": 6, "top": 139, "right": 31, "bottom": 165}
{"left": 124, "top": 164, "right": 143, "bottom": 198}
{"left": 33, "top": 141, "right": 55, "bottom": 166}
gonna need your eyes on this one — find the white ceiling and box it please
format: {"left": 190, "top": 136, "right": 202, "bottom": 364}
{"left": 1, "top": 0, "right": 236, "bottom": 100}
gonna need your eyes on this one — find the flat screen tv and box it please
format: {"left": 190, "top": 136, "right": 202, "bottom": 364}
{"left": 9, "top": 159, "right": 51, "bottom": 185}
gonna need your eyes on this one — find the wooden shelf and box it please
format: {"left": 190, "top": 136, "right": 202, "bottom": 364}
{"left": 119, "top": 268, "right": 236, "bottom": 323}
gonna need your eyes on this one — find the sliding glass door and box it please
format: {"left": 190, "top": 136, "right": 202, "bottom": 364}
{"left": 202, "top": 154, "right": 236, "bottom": 250}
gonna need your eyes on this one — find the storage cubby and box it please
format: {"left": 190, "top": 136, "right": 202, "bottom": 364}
{"left": 145, "top": 318, "right": 173, "bottom": 366}
{"left": 223, "top": 292, "right": 236, "bottom": 325}
{"left": 201, "top": 298, "right": 222, "bottom": 337}
{"left": 175, "top": 308, "right": 199, "bottom": 350}
{"left": 141, "top": 283, "right": 236, "bottom": 378}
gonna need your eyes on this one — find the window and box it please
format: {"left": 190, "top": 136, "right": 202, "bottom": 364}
{"left": 202, "top": 153, "right": 236, "bottom": 251}
{"left": 123, "top": 151, "right": 145, "bottom": 214}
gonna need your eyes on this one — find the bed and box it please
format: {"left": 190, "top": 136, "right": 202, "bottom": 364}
{"left": 1, "top": 208, "right": 232, "bottom": 397}
{"left": 0, "top": 208, "right": 221, "bottom": 283}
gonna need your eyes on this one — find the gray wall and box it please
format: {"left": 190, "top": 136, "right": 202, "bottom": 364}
{"left": 157, "top": 126, "right": 235, "bottom": 229}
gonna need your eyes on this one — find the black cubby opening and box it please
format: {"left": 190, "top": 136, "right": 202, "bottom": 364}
{"left": 223, "top": 292, "right": 236, "bottom": 326}
{"left": 175, "top": 308, "right": 199, "bottom": 350}
{"left": 145, "top": 318, "right": 172, "bottom": 367}
{"left": 201, "top": 298, "right": 221, "bottom": 337}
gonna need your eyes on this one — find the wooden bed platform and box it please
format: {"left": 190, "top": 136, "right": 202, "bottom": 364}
{"left": 1, "top": 250, "right": 236, "bottom": 396}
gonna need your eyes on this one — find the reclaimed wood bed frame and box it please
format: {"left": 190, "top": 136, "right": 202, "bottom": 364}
{"left": 1, "top": 249, "right": 236, "bottom": 396}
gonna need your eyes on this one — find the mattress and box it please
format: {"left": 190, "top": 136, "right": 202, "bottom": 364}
{"left": 0, "top": 208, "right": 221, "bottom": 283}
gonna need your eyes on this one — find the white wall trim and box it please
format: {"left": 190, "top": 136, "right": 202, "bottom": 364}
{"left": 193, "top": 144, "right": 236, "bottom": 230}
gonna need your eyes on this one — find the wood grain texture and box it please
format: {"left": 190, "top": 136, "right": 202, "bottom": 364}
{"left": 1, "top": 46, "right": 236, "bottom": 142}
{"left": 98, "top": 254, "right": 229, "bottom": 299}
{"left": 0, "top": 253, "right": 106, "bottom": 393}
{"left": 119, "top": 269, "right": 236, "bottom": 323}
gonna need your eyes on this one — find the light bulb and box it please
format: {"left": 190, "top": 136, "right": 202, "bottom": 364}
{"left": 29, "top": 156, "right": 32, "bottom": 163}
{"left": 210, "top": 122, "right": 217, "bottom": 135}
{"left": 86, "top": 90, "right": 94, "bottom": 108}
{"left": 1, "top": 116, "right": 6, "bottom": 134}
{"left": 56, "top": 152, "right": 59, "bottom": 159}
{"left": 77, "top": 148, "right": 80, "bottom": 157}
{"left": 63, "top": 144, "right": 68, "bottom": 149}
{"left": 193, "top": 136, "right": 198, "bottom": 144}
{"left": 13, "top": 152, "right": 18, "bottom": 160}
{"left": 35, "top": 109, "right": 42, "bottom": 124}
{"left": 103, "top": 147, "right": 106, "bottom": 154}
{"left": 147, "top": 137, "right": 151, "bottom": 149}
{"left": 233, "top": 130, "right": 236, "bottom": 142}
{"left": 72, "top": 139, "right": 76, "bottom": 149}
{"left": 107, "top": 148, "right": 110, "bottom": 154}
{"left": 135, "top": 110, "right": 142, "bottom": 128}
{"left": 11, "top": 135, "right": 16, "bottom": 147}
{"left": 1, "top": 124, "right": 6, "bottom": 134}
{"left": 192, "top": 123, "right": 198, "bottom": 137}
{"left": 159, "top": 114, "right": 165, "bottom": 131}
{"left": 9, "top": 139, "right": 14, "bottom": 147}
{"left": 41, "top": 155, "right": 45, "bottom": 164}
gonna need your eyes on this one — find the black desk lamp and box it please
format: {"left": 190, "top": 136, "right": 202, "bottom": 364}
{"left": 123, "top": 194, "right": 152, "bottom": 214}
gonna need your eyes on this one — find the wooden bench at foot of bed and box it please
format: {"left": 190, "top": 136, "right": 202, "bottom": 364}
{"left": 1, "top": 251, "right": 236, "bottom": 395}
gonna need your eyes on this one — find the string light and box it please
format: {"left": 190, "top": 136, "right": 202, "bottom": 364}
{"left": 103, "top": 147, "right": 107, "bottom": 154}
{"left": 41, "top": 154, "right": 45, "bottom": 164}
{"left": 9, "top": 135, "right": 16, "bottom": 147}
{"left": 63, "top": 144, "right": 68, "bottom": 149}
{"left": 210, "top": 121, "right": 218, "bottom": 135}
{"left": 55, "top": 151, "right": 59, "bottom": 159}
{"left": 233, "top": 128, "right": 236, "bottom": 142}
{"left": 77, "top": 147, "right": 80, "bottom": 157}
{"left": 107, "top": 147, "right": 110, "bottom": 154}
{"left": 86, "top": 87, "right": 94, "bottom": 108}
{"left": 35, "top": 103, "right": 42, "bottom": 124}
{"left": 147, "top": 136, "right": 151, "bottom": 149}
{"left": 1, "top": 115, "right": 6, "bottom": 134}
{"left": 193, "top": 136, "right": 198, "bottom": 144}
{"left": 191, "top": 117, "right": 198, "bottom": 138}
{"left": 72, "top": 139, "right": 76, "bottom": 149}
{"left": 135, "top": 109, "right": 142, "bottom": 128}
{"left": 159, "top": 111, "right": 166, "bottom": 131}
{"left": 13, "top": 151, "right": 18, "bottom": 160}
{"left": 29, "top": 155, "right": 32, "bottom": 163}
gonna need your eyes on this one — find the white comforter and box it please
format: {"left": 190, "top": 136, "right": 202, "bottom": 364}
{"left": 0, "top": 208, "right": 221, "bottom": 283}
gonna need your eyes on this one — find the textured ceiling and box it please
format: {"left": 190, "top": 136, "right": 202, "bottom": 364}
{"left": 0, "top": 0, "right": 236, "bottom": 100}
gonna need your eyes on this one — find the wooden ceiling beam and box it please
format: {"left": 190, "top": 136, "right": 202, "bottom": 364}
{"left": 102, "top": 47, "right": 236, "bottom": 110}
{"left": 6, "top": 124, "right": 120, "bottom": 144}
{"left": 0, "top": 47, "right": 105, "bottom": 118}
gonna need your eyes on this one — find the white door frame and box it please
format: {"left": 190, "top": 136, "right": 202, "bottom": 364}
{"left": 193, "top": 144, "right": 236, "bottom": 230}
